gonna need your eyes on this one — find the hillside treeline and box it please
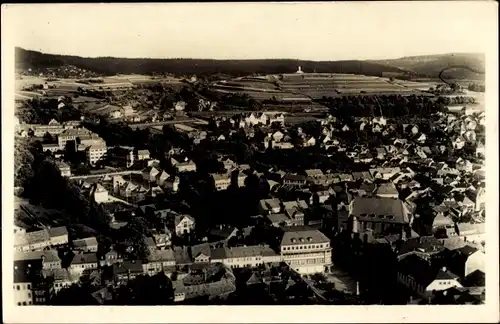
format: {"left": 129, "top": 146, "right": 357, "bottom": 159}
{"left": 16, "top": 47, "right": 406, "bottom": 77}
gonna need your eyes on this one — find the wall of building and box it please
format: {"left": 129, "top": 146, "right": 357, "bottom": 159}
{"left": 14, "top": 282, "right": 33, "bottom": 306}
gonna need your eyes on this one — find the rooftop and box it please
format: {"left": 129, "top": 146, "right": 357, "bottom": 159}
{"left": 281, "top": 227, "right": 330, "bottom": 246}
{"left": 211, "top": 245, "right": 278, "bottom": 260}
{"left": 350, "top": 197, "right": 410, "bottom": 224}
{"left": 71, "top": 252, "right": 98, "bottom": 265}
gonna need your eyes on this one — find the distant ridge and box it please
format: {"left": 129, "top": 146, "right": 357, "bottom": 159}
{"left": 15, "top": 47, "right": 407, "bottom": 77}
{"left": 371, "top": 53, "right": 485, "bottom": 81}
{"left": 15, "top": 47, "right": 485, "bottom": 81}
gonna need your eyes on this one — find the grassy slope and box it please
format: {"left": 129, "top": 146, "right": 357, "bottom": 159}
{"left": 371, "top": 53, "right": 485, "bottom": 81}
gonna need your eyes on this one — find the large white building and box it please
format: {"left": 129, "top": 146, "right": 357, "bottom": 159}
{"left": 280, "top": 228, "right": 332, "bottom": 274}
{"left": 86, "top": 142, "right": 107, "bottom": 166}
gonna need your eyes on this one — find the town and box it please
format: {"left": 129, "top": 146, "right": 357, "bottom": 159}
{"left": 13, "top": 49, "right": 486, "bottom": 306}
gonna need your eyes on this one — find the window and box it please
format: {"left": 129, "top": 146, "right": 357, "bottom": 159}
{"left": 28, "top": 293, "right": 31, "bottom": 298}
{"left": 27, "top": 284, "right": 31, "bottom": 290}
{"left": 16, "top": 285, "right": 20, "bottom": 290}
{"left": 29, "top": 301, "right": 32, "bottom": 305}
{"left": 17, "top": 302, "right": 21, "bottom": 306}
{"left": 22, "top": 302, "right": 27, "bottom": 306}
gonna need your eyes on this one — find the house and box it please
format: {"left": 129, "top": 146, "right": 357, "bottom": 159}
{"left": 397, "top": 254, "right": 462, "bottom": 299}
{"left": 474, "top": 187, "right": 485, "bottom": 212}
{"left": 283, "top": 174, "right": 307, "bottom": 187}
{"left": 100, "top": 249, "right": 123, "bottom": 267}
{"left": 245, "top": 113, "right": 261, "bottom": 126}
{"left": 137, "top": 149, "right": 150, "bottom": 161}
{"left": 86, "top": 142, "right": 107, "bottom": 166}
{"left": 280, "top": 227, "right": 332, "bottom": 274}
{"left": 175, "top": 160, "right": 197, "bottom": 173}
{"left": 15, "top": 250, "right": 62, "bottom": 270}
{"left": 375, "top": 147, "right": 387, "bottom": 160}
{"left": 210, "top": 245, "right": 281, "bottom": 269}
{"left": 453, "top": 137, "right": 466, "bottom": 150}
{"left": 349, "top": 197, "right": 411, "bottom": 235}
{"left": 258, "top": 198, "right": 282, "bottom": 214}
{"left": 448, "top": 245, "right": 485, "bottom": 277}
{"left": 211, "top": 173, "right": 231, "bottom": 191}
{"left": 372, "top": 124, "right": 383, "bottom": 133}
{"left": 272, "top": 131, "right": 284, "bottom": 142}
{"left": 165, "top": 176, "right": 180, "bottom": 192}
{"left": 267, "top": 213, "right": 295, "bottom": 227}
{"left": 42, "top": 143, "right": 61, "bottom": 153}
{"left": 153, "top": 231, "right": 172, "bottom": 249}
{"left": 432, "top": 208, "right": 455, "bottom": 229}
{"left": 352, "top": 171, "right": 373, "bottom": 183}
{"left": 143, "top": 248, "right": 176, "bottom": 276}
{"left": 93, "top": 184, "right": 109, "bottom": 204}
{"left": 305, "top": 169, "right": 325, "bottom": 183}
{"left": 370, "top": 167, "right": 401, "bottom": 181}
{"left": 476, "top": 142, "right": 485, "bottom": 157}
{"left": 55, "top": 161, "right": 71, "bottom": 177}
{"left": 41, "top": 268, "right": 79, "bottom": 294}
{"left": 68, "top": 252, "right": 99, "bottom": 277}
{"left": 142, "top": 166, "right": 161, "bottom": 182}
{"left": 208, "top": 226, "right": 238, "bottom": 242}
{"left": 282, "top": 200, "right": 308, "bottom": 226}
{"left": 14, "top": 260, "right": 37, "bottom": 306}
{"left": 358, "top": 152, "right": 373, "bottom": 163}
{"left": 174, "top": 101, "right": 186, "bottom": 111}
{"left": 303, "top": 136, "right": 316, "bottom": 147}
{"left": 113, "top": 261, "right": 144, "bottom": 284}
{"left": 174, "top": 215, "right": 196, "bottom": 236}
{"left": 456, "top": 158, "right": 473, "bottom": 173}
{"left": 373, "top": 116, "right": 387, "bottom": 126}
{"left": 72, "top": 237, "right": 99, "bottom": 253}
{"left": 314, "top": 190, "right": 330, "bottom": 204}
{"left": 48, "top": 226, "right": 69, "bottom": 247}
{"left": 417, "top": 133, "right": 427, "bottom": 144}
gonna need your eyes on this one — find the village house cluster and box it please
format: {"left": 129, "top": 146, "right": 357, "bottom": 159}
{"left": 13, "top": 64, "right": 487, "bottom": 306}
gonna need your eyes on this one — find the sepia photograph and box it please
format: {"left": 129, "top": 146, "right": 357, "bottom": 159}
{"left": 2, "top": 2, "right": 498, "bottom": 323}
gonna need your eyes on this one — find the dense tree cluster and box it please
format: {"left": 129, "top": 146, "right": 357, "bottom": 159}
{"left": 16, "top": 98, "right": 82, "bottom": 124}
{"left": 18, "top": 140, "right": 111, "bottom": 233}
{"left": 467, "top": 82, "right": 485, "bottom": 92}
{"left": 319, "top": 94, "right": 450, "bottom": 119}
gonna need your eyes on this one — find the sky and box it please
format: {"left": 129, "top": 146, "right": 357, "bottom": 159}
{"left": 2, "top": 2, "right": 497, "bottom": 60}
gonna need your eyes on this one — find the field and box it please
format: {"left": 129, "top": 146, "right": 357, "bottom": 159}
{"left": 212, "top": 73, "right": 430, "bottom": 101}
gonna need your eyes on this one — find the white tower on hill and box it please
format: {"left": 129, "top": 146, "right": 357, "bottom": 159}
{"left": 296, "top": 66, "right": 304, "bottom": 74}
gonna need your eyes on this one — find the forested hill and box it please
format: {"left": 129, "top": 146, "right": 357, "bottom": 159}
{"left": 15, "top": 47, "right": 408, "bottom": 77}
{"left": 371, "top": 53, "right": 485, "bottom": 81}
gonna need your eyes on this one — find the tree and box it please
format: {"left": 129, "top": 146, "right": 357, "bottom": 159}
{"left": 42, "top": 132, "right": 54, "bottom": 143}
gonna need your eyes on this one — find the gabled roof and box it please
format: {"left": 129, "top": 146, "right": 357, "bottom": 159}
{"left": 280, "top": 227, "right": 329, "bottom": 246}
{"left": 48, "top": 226, "right": 68, "bottom": 238}
{"left": 71, "top": 252, "right": 98, "bottom": 265}
{"left": 462, "top": 270, "right": 485, "bottom": 287}
{"left": 375, "top": 182, "right": 399, "bottom": 196}
{"left": 174, "top": 214, "right": 195, "bottom": 226}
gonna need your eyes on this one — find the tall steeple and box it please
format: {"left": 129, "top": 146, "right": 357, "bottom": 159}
{"left": 296, "top": 66, "right": 304, "bottom": 74}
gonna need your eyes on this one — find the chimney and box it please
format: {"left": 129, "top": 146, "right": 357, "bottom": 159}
{"left": 442, "top": 266, "right": 447, "bottom": 272}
